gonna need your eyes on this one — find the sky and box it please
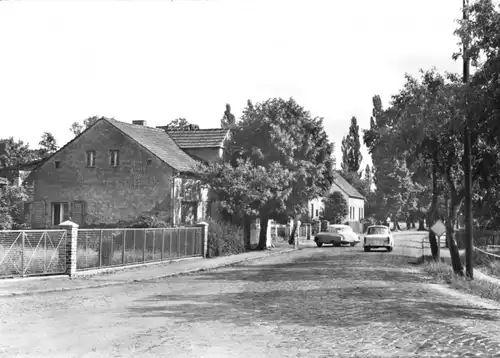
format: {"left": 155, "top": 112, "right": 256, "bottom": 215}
{"left": 0, "top": 0, "right": 465, "bottom": 170}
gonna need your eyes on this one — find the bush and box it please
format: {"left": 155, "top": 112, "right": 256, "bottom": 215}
{"left": 129, "top": 214, "right": 170, "bottom": 228}
{"left": 206, "top": 218, "right": 245, "bottom": 258}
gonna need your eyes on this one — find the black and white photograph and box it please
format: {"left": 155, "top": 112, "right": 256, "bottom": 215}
{"left": 1, "top": 0, "right": 500, "bottom": 356}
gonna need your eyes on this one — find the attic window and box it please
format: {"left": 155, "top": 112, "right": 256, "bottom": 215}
{"left": 110, "top": 150, "right": 120, "bottom": 167}
{"left": 146, "top": 159, "right": 152, "bottom": 166}
{"left": 54, "top": 161, "right": 61, "bottom": 169}
{"left": 86, "top": 150, "right": 96, "bottom": 167}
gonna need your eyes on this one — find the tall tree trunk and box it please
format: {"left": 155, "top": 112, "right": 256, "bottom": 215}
{"left": 418, "top": 214, "right": 425, "bottom": 231}
{"left": 392, "top": 215, "right": 400, "bottom": 231}
{"left": 288, "top": 219, "right": 297, "bottom": 245}
{"left": 411, "top": 221, "right": 416, "bottom": 229}
{"left": 243, "top": 215, "right": 252, "bottom": 250}
{"left": 256, "top": 214, "right": 270, "bottom": 250}
{"left": 445, "top": 190, "right": 464, "bottom": 276}
{"left": 427, "top": 162, "right": 440, "bottom": 261}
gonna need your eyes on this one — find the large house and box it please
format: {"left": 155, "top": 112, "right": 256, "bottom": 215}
{"left": 24, "top": 118, "right": 229, "bottom": 229}
{"left": 308, "top": 172, "right": 366, "bottom": 229}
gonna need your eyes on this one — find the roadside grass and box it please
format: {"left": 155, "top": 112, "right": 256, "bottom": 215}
{"left": 423, "top": 260, "right": 500, "bottom": 303}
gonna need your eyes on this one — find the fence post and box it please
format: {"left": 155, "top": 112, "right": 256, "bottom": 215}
{"left": 196, "top": 221, "right": 209, "bottom": 258}
{"left": 21, "top": 232, "right": 25, "bottom": 277}
{"left": 59, "top": 220, "right": 79, "bottom": 277}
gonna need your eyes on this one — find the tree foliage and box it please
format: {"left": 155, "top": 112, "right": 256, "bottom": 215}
{"left": 38, "top": 132, "right": 58, "bottom": 158}
{"left": 69, "top": 116, "right": 107, "bottom": 136}
{"left": 197, "top": 97, "right": 335, "bottom": 249}
{"left": 163, "top": 117, "right": 200, "bottom": 131}
{"left": 0, "top": 184, "right": 29, "bottom": 229}
{"left": 322, "top": 191, "right": 348, "bottom": 224}
{"left": 0, "top": 137, "right": 40, "bottom": 168}
{"left": 341, "top": 116, "right": 362, "bottom": 174}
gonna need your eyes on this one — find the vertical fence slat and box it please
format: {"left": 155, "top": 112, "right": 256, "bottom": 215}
{"left": 169, "top": 230, "right": 172, "bottom": 258}
{"left": 143, "top": 230, "right": 146, "bottom": 263}
{"left": 21, "top": 232, "right": 25, "bottom": 277}
{"left": 177, "top": 228, "right": 180, "bottom": 258}
{"left": 185, "top": 228, "right": 188, "bottom": 257}
{"left": 152, "top": 230, "right": 156, "bottom": 261}
{"left": 161, "top": 229, "right": 165, "bottom": 261}
{"left": 44, "top": 232, "right": 47, "bottom": 272}
{"left": 122, "top": 229, "right": 126, "bottom": 265}
{"left": 99, "top": 230, "right": 103, "bottom": 268}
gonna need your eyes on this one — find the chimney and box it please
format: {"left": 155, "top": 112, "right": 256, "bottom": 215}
{"left": 132, "top": 120, "right": 147, "bottom": 126}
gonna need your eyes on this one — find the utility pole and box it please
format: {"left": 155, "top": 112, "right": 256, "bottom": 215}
{"left": 463, "top": 0, "right": 474, "bottom": 280}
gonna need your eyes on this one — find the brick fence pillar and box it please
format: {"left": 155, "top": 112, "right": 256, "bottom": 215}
{"left": 196, "top": 221, "right": 209, "bottom": 258}
{"left": 59, "top": 220, "right": 79, "bottom": 277}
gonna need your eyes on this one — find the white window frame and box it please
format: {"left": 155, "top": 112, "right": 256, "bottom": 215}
{"left": 86, "top": 150, "right": 96, "bottom": 167}
{"left": 110, "top": 150, "right": 120, "bottom": 167}
{"left": 51, "top": 202, "right": 69, "bottom": 226}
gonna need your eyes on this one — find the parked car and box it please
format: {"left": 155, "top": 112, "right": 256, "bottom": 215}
{"left": 314, "top": 224, "right": 360, "bottom": 247}
{"left": 363, "top": 225, "right": 394, "bottom": 252}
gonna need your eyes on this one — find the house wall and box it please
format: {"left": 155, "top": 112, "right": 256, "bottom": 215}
{"left": 308, "top": 198, "right": 324, "bottom": 220}
{"left": 184, "top": 147, "right": 223, "bottom": 163}
{"left": 347, "top": 197, "right": 365, "bottom": 222}
{"left": 30, "top": 120, "right": 176, "bottom": 228}
{"left": 313, "top": 182, "right": 365, "bottom": 224}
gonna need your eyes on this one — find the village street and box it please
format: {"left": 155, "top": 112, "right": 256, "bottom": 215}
{"left": 2, "top": 235, "right": 500, "bottom": 357}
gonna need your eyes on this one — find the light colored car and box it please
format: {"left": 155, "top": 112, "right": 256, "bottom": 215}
{"left": 363, "top": 225, "right": 394, "bottom": 252}
{"left": 314, "top": 224, "right": 360, "bottom": 247}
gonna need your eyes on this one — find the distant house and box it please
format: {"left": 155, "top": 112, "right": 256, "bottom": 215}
{"left": 25, "top": 118, "right": 229, "bottom": 229}
{"left": 308, "top": 172, "right": 365, "bottom": 230}
{"left": 157, "top": 127, "right": 230, "bottom": 163}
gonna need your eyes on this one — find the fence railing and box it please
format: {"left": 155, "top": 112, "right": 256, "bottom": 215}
{"left": 76, "top": 227, "right": 203, "bottom": 271}
{"left": 0, "top": 230, "right": 67, "bottom": 278}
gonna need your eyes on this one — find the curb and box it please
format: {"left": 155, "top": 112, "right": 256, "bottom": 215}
{"left": 0, "top": 247, "right": 296, "bottom": 298}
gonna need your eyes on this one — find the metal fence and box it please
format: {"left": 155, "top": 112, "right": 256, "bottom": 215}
{"left": 0, "top": 230, "right": 67, "bottom": 278}
{"left": 76, "top": 227, "right": 203, "bottom": 271}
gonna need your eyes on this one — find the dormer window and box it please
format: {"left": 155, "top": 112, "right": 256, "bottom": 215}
{"left": 86, "top": 150, "right": 96, "bottom": 167}
{"left": 110, "top": 150, "right": 120, "bottom": 167}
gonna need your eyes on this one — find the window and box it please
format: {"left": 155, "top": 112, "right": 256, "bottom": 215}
{"left": 52, "top": 202, "right": 69, "bottom": 226}
{"left": 311, "top": 204, "right": 314, "bottom": 218}
{"left": 146, "top": 159, "right": 152, "bottom": 166}
{"left": 110, "top": 150, "right": 120, "bottom": 167}
{"left": 315, "top": 209, "right": 319, "bottom": 217}
{"left": 86, "top": 150, "right": 96, "bottom": 167}
{"left": 54, "top": 161, "right": 61, "bottom": 169}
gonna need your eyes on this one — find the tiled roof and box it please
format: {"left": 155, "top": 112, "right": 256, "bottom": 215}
{"left": 107, "top": 119, "right": 197, "bottom": 173}
{"left": 157, "top": 127, "right": 229, "bottom": 149}
{"left": 334, "top": 172, "right": 365, "bottom": 200}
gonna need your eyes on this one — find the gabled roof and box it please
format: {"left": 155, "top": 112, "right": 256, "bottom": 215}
{"left": 106, "top": 119, "right": 197, "bottom": 172}
{"left": 334, "top": 172, "right": 365, "bottom": 200}
{"left": 157, "top": 128, "right": 229, "bottom": 149}
{"left": 0, "top": 158, "right": 47, "bottom": 172}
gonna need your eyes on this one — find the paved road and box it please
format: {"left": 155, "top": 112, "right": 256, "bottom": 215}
{"left": 1, "top": 238, "right": 500, "bottom": 357}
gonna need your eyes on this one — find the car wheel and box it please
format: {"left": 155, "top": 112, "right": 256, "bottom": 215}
{"left": 387, "top": 247, "right": 393, "bottom": 252}
{"left": 350, "top": 242, "right": 356, "bottom": 247}
{"left": 316, "top": 242, "right": 323, "bottom": 247}
{"left": 364, "top": 247, "right": 370, "bottom": 252}
{"left": 333, "top": 243, "right": 341, "bottom": 247}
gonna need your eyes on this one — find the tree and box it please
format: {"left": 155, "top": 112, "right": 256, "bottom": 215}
{"left": 69, "top": 116, "right": 106, "bottom": 136}
{"left": 0, "top": 184, "right": 29, "bottom": 229}
{"left": 163, "top": 117, "right": 200, "bottom": 131}
{"left": 322, "top": 191, "right": 348, "bottom": 224}
{"left": 200, "top": 97, "right": 335, "bottom": 249}
{"left": 221, "top": 103, "right": 236, "bottom": 129}
{"left": 341, "top": 116, "right": 363, "bottom": 174}
{"left": 38, "top": 132, "right": 58, "bottom": 157}
{"left": 0, "top": 137, "right": 40, "bottom": 168}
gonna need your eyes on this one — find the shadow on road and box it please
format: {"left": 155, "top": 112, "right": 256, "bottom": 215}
{"left": 128, "top": 251, "right": 500, "bottom": 328}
